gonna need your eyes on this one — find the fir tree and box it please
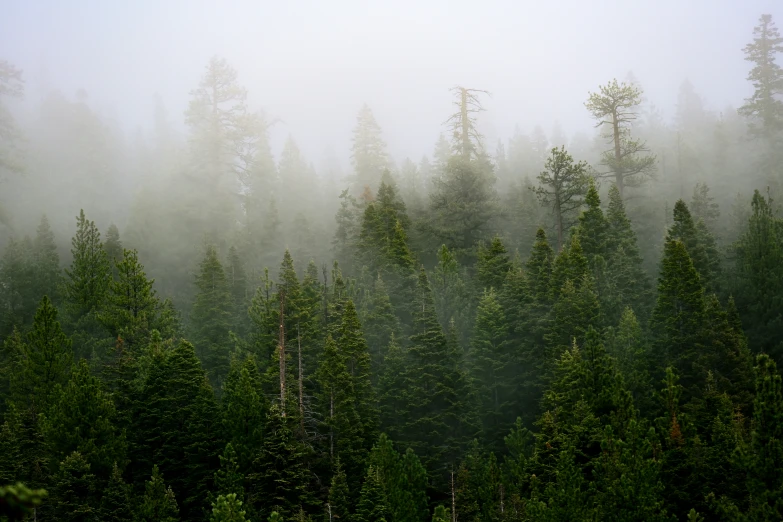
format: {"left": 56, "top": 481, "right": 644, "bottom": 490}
{"left": 191, "top": 245, "right": 233, "bottom": 385}
{"left": 666, "top": 200, "right": 718, "bottom": 294}
{"left": 32, "top": 215, "right": 61, "bottom": 305}
{"left": 212, "top": 443, "right": 245, "bottom": 503}
{"left": 354, "top": 466, "right": 390, "bottom": 522}
{"left": 227, "top": 246, "right": 250, "bottom": 338}
{"left": 221, "top": 356, "right": 266, "bottom": 474}
{"left": 327, "top": 458, "right": 351, "bottom": 522}
{"left": 739, "top": 14, "right": 783, "bottom": 139}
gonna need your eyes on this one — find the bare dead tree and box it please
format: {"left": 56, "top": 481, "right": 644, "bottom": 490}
{"left": 445, "top": 86, "right": 491, "bottom": 161}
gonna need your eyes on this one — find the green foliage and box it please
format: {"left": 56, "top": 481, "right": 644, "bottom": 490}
{"left": 41, "top": 359, "right": 126, "bottom": 480}
{"left": 210, "top": 493, "right": 247, "bottom": 522}
{"left": 327, "top": 458, "right": 350, "bottom": 522}
{"left": 51, "top": 451, "right": 98, "bottom": 522}
{"left": 354, "top": 466, "right": 390, "bottom": 522}
{"left": 11, "top": 296, "right": 73, "bottom": 414}
{"left": 222, "top": 356, "right": 266, "bottom": 474}
{"left": 64, "top": 209, "right": 111, "bottom": 320}
{"left": 137, "top": 465, "right": 179, "bottom": 522}
{"left": 99, "top": 463, "right": 132, "bottom": 522}
{"left": 0, "top": 482, "right": 47, "bottom": 521}
{"left": 191, "top": 245, "right": 233, "bottom": 385}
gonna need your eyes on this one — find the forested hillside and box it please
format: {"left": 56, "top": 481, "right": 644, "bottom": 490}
{"left": 2, "top": 11, "right": 783, "bottom": 522}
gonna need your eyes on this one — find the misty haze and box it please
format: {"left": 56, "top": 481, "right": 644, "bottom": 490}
{"left": 2, "top": 1, "right": 783, "bottom": 521}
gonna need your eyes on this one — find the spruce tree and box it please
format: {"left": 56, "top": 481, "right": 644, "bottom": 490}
{"left": 354, "top": 466, "right": 390, "bottom": 522}
{"left": 0, "top": 236, "right": 36, "bottom": 339}
{"left": 327, "top": 458, "right": 351, "bottom": 522}
{"left": 221, "top": 356, "right": 266, "bottom": 474}
{"left": 227, "top": 246, "right": 250, "bottom": 338}
{"left": 377, "top": 335, "right": 407, "bottom": 443}
{"left": 361, "top": 275, "right": 399, "bottom": 375}
{"left": 667, "top": 200, "right": 719, "bottom": 294}
{"left": 739, "top": 14, "right": 783, "bottom": 139}
{"left": 212, "top": 443, "right": 245, "bottom": 502}
{"left": 191, "top": 245, "right": 233, "bottom": 385}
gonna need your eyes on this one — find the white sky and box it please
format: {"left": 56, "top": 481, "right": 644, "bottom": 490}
{"left": 2, "top": 0, "right": 781, "bottom": 170}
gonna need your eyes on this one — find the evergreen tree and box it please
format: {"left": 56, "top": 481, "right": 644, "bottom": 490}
{"left": 354, "top": 466, "right": 390, "bottom": 522}
{"left": 327, "top": 458, "right": 350, "bottom": 522}
{"left": 377, "top": 335, "right": 407, "bottom": 443}
{"left": 221, "top": 356, "right": 266, "bottom": 474}
{"left": 476, "top": 236, "right": 512, "bottom": 292}
{"left": 100, "top": 248, "right": 160, "bottom": 351}
{"left": 739, "top": 14, "right": 783, "bottom": 139}
{"left": 226, "top": 246, "right": 250, "bottom": 338}
{"left": 42, "top": 359, "right": 126, "bottom": 481}
{"left": 212, "top": 443, "right": 245, "bottom": 502}
{"left": 0, "top": 236, "right": 36, "bottom": 339}
{"left": 470, "top": 288, "right": 514, "bottom": 454}
{"left": 650, "top": 240, "right": 707, "bottom": 399}
{"left": 732, "top": 190, "right": 783, "bottom": 359}
{"left": 137, "top": 465, "right": 180, "bottom": 522}
{"left": 100, "top": 462, "right": 133, "bottom": 522}
{"left": 361, "top": 275, "right": 399, "bottom": 375}
{"left": 210, "top": 493, "right": 247, "bottom": 522}
{"left": 533, "top": 146, "right": 591, "bottom": 250}
{"left": 666, "top": 200, "right": 719, "bottom": 294}
{"left": 398, "top": 268, "right": 479, "bottom": 486}
{"left": 351, "top": 104, "right": 388, "bottom": 194}
{"left": 191, "top": 245, "right": 233, "bottom": 385}
{"left": 64, "top": 209, "right": 111, "bottom": 320}
{"left": 32, "top": 215, "right": 61, "bottom": 305}
{"left": 104, "top": 224, "right": 123, "bottom": 280}
{"left": 51, "top": 451, "right": 99, "bottom": 522}
{"left": 130, "top": 340, "right": 220, "bottom": 520}
{"left": 247, "top": 403, "right": 316, "bottom": 519}
{"left": 11, "top": 295, "right": 73, "bottom": 415}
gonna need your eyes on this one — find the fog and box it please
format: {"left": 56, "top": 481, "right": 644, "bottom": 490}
{"left": 3, "top": 1, "right": 779, "bottom": 162}
{"left": 1, "top": 0, "right": 782, "bottom": 304}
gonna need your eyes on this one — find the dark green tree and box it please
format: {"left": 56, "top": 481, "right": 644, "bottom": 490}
{"left": 191, "top": 245, "right": 233, "bottom": 385}
{"left": 327, "top": 458, "right": 350, "bottom": 522}
{"left": 354, "top": 466, "right": 390, "bottom": 522}
{"left": 476, "top": 236, "right": 512, "bottom": 292}
{"left": 99, "top": 462, "right": 132, "bottom": 522}
{"left": 137, "top": 465, "right": 180, "bottom": 522}
{"left": 221, "top": 355, "right": 266, "bottom": 474}
{"left": 51, "top": 451, "right": 98, "bottom": 522}
{"left": 63, "top": 209, "right": 111, "bottom": 320}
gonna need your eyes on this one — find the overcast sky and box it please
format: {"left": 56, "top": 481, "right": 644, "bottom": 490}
{"left": 2, "top": 0, "right": 781, "bottom": 170}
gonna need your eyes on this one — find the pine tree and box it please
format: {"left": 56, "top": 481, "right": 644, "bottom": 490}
{"left": 0, "top": 236, "right": 36, "bottom": 338}
{"left": 222, "top": 356, "right": 266, "bottom": 474}
{"left": 130, "top": 340, "right": 221, "bottom": 520}
{"left": 210, "top": 493, "right": 248, "bottom": 522}
{"left": 351, "top": 104, "right": 388, "bottom": 194}
{"left": 191, "top": 245, "right": 233, "bottom": 385}
{"left": 377, "top": 335, "right": 407, "bottom": 443}
{"left": 650, "top": 240, "right": 707, "bottom": 399}
{"left": 604, "top": 183, "right": 651, "bottom": 322}
{"left": 666, "top": 200, "right": 719, "bottom": 293}
{"left": 104, "top": 223, "right": 123, "bottom": 280}
{"left": 470, "top": 288, "right": 514, "bottom": 454}
{"left": 327, "top": 458, "right": 351, "bottom": 522}
{"left": 212, "top": 443, "right": 245, "bottom": 502}
{"left": 354, "top": 466, "right": 390, "bottom": 522}
{"left": 732, "top": 189, "right": 783, "bottom": 359}
{"left": 11, "top": 296, "right": 73, "bottom": 415}
{"left": 585, "top": 79, "right": 656, "bottom": 197}
{"left": 42, "top": 359, "right": 126, "bottom": 481}
{"left": 576, "top": 179, "right": 609, "bottom": 263}
{"left": 361, "top": 275, "right": 399, "bottom": 375}
{"left": 137, "top": 465, "right": 180, "bottom": 522}
{"left": 100, "top": 462, "right": 132, "bottom": 522}
{"left": 64, "top": 209, "right": 111, "bottom": 320}
{"left": 247, "top": 403, "right": 316, "bottom": 519}
{"left": 100, "top": 248, "right": 160, "bottom": 351}
{"left": 227, "top": 246, "right": 250, "bottom": 338}
{"left": 739, "top": 14, "right": 783, "bottom": 139}
{"left": 476, "top": 236, "right": 512, "bottom": 292}
{"left": 32, "top": 215, "right": 61, "bottom": 305}
{"left": 533, "top": 146, "right": 591, "bottom": 250}
{"left": 398, "top": 268, "right": 479, "bottom": 486}
{"left": 51, "top": 451, "right": 99, "bottom": 522}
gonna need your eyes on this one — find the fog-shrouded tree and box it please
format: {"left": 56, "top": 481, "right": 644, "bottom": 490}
{"left": 0, "top": 59, "right": 25, "bottom": 218}
{"left": 533, "top": 146, "right": 591, "bottom": 250}
{"left": 351, "top": 104, "right": 388, "bottom": 195}
{"left": 585, "top": 79, "right": 656, "bottom": 198}
{"left": 739, "top": 14, "right": 783, "bottom": 140}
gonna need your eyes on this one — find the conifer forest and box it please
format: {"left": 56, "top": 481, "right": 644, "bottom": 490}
{"left": 3, "top": 4, "right": 783, "bottom": 521}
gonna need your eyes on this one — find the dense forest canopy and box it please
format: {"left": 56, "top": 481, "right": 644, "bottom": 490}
{"left": 2, "top": 4, "right": 783, "bottom": 522}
